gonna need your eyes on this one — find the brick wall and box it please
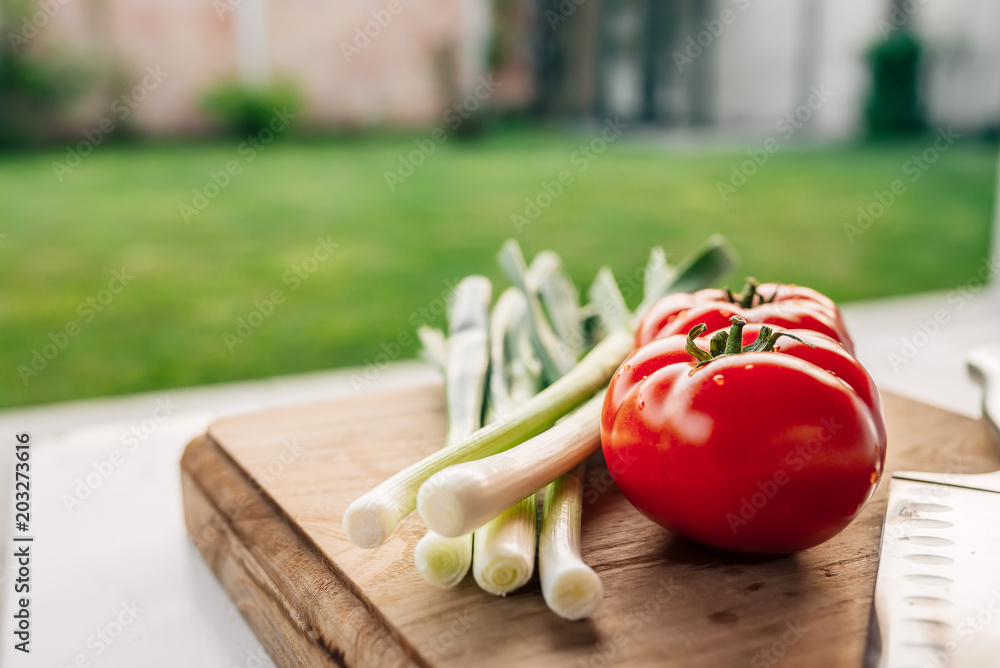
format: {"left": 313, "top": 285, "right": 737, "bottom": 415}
{"left": 17, "top": 0, "right": 520, "bottom": 135}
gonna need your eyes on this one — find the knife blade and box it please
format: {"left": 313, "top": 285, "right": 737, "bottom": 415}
{"left": 865, "top": 345, "right": 1000, "bottom": 668}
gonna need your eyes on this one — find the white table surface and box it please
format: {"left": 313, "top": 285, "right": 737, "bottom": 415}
{"left": 0, "top": 362, "right": 438, "bottom": 668}
{"left": 1, "top": 289, "right": 997, "bottom": 667}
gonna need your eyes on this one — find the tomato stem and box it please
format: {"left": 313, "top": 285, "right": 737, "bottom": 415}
{"left": 687, "top": 316, "right": 815, "bottom": 370}
{"left": 723, "top": 317, "right": 746, "bottom": 354}
{"left": 722, "top": 277, "right": 760, "bottom": 308}
{"left": 722, "top": 277, "right": 783, "bottom": 309}
{"left": 684, "top": 324, "right": 713, "bottom": 363}
{"left": 737, "top": 278, "right": 759, "bottom": 308}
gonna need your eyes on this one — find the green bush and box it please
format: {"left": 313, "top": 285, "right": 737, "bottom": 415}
{"left": 0, "top": 1, "right": 87, "bottom": 148}
{"left": 864, "top": 31, "right": 926, "bottom": 138}
{"left": 201, "top": 80, "right": 302, "bottom": 138}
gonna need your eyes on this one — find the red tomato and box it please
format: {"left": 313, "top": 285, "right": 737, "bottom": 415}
{"left": 635, "top": 280, "right": 854, "bottom": 355}
{"left": 602, "top": 318, "right": 885, "bottom": 554}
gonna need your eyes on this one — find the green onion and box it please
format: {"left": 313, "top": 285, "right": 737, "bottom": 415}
{"left": 412, "top": 276, "right": 490, "bottom": 588}
{"left": 343, "top": 237, "right": 737, "bottom": 549}
{"left": 468, "top": 284, "right": 546, "bottom": 596}
{"left": 472, "top": 495, "right": 537, "bottom": 596}
{"left": 416, "top": 325, "right": 448, "bottom": 371}
{"left": 588, "top": 266, "right": 630, "bottom": 334}
{"left": 637, "top": 246, "right": 673, "bottom": 315}
{"left": 539, "top": 462, "right": 602, "bottom": 620}
{"left": 442, "top": 276, "right": 491, "bottom": 444}
{"left": 342, "top": 328, "right": 631, "bottom": 548}
{"left": 497, "top": 240, "right": 580, "bottom": 382}
{"left": 527, "top": 250, "right": 583, "bottom": 351}
{"left": 414, "top": 532, "right": 473, "bottom": 589}
{"left": 486, "top": 288, "right": 543, "bottom": 421}
{"left": 417, "top": 393, "right": 603, "bottom": 538}
{"left": 470, "top": 255, "right": 580, "bottom": 596}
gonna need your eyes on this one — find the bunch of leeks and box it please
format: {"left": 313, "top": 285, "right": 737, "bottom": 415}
{"left": 343, "top": 235, "right": 737, "bottom": 618}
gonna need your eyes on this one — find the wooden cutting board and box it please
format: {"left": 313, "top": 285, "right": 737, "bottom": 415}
{"left": 180, "top": 383, "right": 999, "bottom": 668}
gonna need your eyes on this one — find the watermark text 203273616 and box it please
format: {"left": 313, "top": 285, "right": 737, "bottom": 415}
{"left": 12, "top": 432, "right": 33, "bottom": 654}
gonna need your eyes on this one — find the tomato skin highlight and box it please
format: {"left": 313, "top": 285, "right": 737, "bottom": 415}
{"left": 602, "top": 324, "right": 885, "bottom": 554}
{"left": 635, "top": 283, "right": 854, "bottom": 355}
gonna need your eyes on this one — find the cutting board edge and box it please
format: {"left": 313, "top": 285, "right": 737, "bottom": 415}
{"left": 180, "top": 433, "right": 424, "bottom": 668}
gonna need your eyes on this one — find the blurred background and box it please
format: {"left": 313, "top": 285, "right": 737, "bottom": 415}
{"left": 1, "top": 0, "right": 998, "bottom": 409}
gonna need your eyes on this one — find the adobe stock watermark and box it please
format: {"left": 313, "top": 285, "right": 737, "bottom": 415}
{"left": 224, "top": 236, "right": 339, "bottom": 352}
{"left": 211, "top": 0, "right": 265, "bottom": 20}
{"left": 190, "top": 438, "right": 305, "bottom": 550}
{"left": 531, "top": 452, "right": 641, "bottom": 559}
{"left": 919, "top": 588, "right": 1000, "bottom": 668}
{"left": 726, "top": 416, "right": 843, "bottom": 534}
{"left": 545, "top": 0, "right": 587, "bottom": 30}
{"left": 339, "top": 0, "right": 409, "bottom": 62}
{"left": 844, "top": 126, "right": 959, "bottom": 244}
{"left": 179, "top": 106, "right": 297, "bottom": 222}
{"left": 209, "top": 587, "right": 284, "bottom": 667}
{"left": 52, "top": 66, "right": 170, "bottom": 182}
{"left": 672, "top": 0, "right": 752, "bottom": 73}
{"left": 383, "top": 75, "right": 501, "bottom": 192}
{"left": 211, "top": 0, "right": 241, "bottom": 18}
{"left": 17, "top": 268, "right": 135, "bottom": 386}
{"left": 512, "top": 115, "right": 628, "bottom": 232}
{"left": 5, "top": 0, "right": 72, "bottom": 54}
{"left": 577, "top": 578, "right": 681, "bottom": 668}
{"left": 591, "top": 253, "right": 676, "bottom": 324}
{"left": 349, "top": 273, "right": 512, "bottom": 396}
{"left": 750, "top": 620, "right": 808, "bottom": 667}
{"left": 418, "top": 609, "right": 478, "bottom": 663}
{"left": 58, "top": 600, "right": 146, "bottom": 668}
{"left": 231, "top": 644, "right": 271, "bottom": 668}
{"left": 519, "top": 450, "right": 641, "bottom": 560}
{"left": 0, "top": 554, "right": 15, "bottom": 587}
{"left": 877, "top": 0, "right": 927, "bottom": 38}
{"left": 887, "top": 255, "right": 998, "bottom": 371}
{"left": 582, "top": 451, "right": 639, "bottom": 506}
{"left": 230, "top": 640, "right": 281, "bottom": 668}
{"left": 61, "top": 398, "right": 180, "bottom": 514}
{"left": 717, "top": 85, "right": 833, "bottom": 201}
{"left": 349, "top": 277, "right": 466, "bottom": 394}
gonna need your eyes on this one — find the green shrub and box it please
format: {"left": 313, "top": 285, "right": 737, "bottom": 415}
{"left": 0, "top": 1, "right": 87, "bottom": 148}
{"left": 201, "top": 80, "right": 302, "bottom": 138}
{"left": 864, "top": 31, "right": 926, "bottom": 138}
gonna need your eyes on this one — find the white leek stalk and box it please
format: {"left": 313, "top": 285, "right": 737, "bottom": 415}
{"left": 588, "top": 265, "right": 630, "bottom": 334}
{"left": 539, "top": 462, "right": 602, "bottom": 620}
{"left": 417, "top": 393, "right": 603, "bottom": 538}
{"left": 342, "top": 329, "right": 630, "bottom": 548}
{"left": 413, "top": 276, "right": 490, "bottom": 588}
{"left": 416, "top": 326, "right": 448, "bottom": 369}
{"left": 498, "top": 240, "right": 580, "bottom": 382}
{"left": 344, "top": 236, "right": 736, "bottom": 549}
{"left": 471, "top": 495, "right": 537, "bottom": 596}
{"left": 487, "top": 288, "right": 543, "bottom": 420}
{"left": 414, "top": 532, "right": 473, "bottom": 589}
{"left": 441, "top": 277, "right": 491, "bottom": 443}
{"left": 527, "top": 250, "right": 583, "bottom": 354}
{"left": 470, "top": 287, "right": 545, "bottom": 596}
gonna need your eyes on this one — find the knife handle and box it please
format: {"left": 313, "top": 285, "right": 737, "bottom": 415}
{"left": 969, "top": 345, "right": 1000, "bottom": 444}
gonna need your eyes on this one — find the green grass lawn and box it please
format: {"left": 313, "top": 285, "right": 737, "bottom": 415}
{"left": 0, "top": 130, "right": 995, "bottom": 408}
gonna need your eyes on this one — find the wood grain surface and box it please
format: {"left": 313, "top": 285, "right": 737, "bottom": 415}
{"left": 180, "top": 384, "right": 1000, "bottom": 668}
